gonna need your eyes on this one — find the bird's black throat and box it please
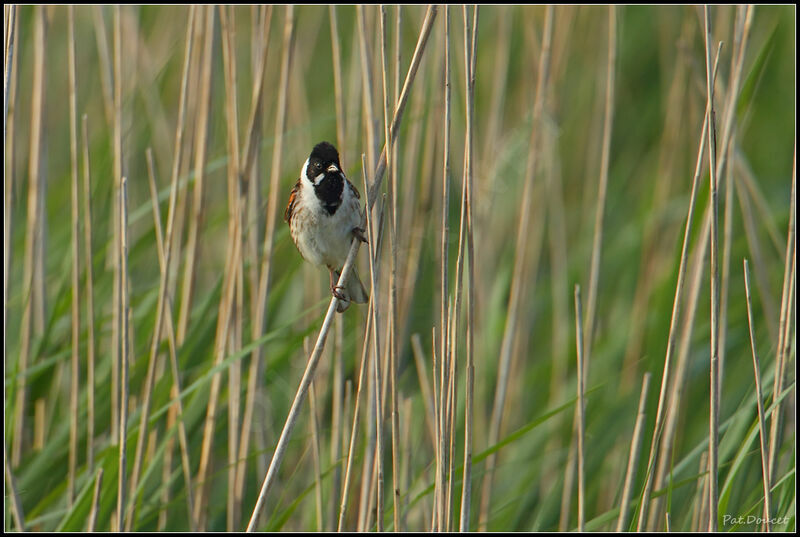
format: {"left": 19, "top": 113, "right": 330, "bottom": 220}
{"left": 314, "top": 172, "right": 344, "bottom": 215}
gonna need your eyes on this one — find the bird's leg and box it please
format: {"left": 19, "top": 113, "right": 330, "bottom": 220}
{"left": 329, "top": 268, "right": 347, "bottom": 300}
{"left": 352, "top": 227, "right": 368, "bottom": 244}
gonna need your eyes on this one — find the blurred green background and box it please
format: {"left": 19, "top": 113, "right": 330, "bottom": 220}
{"left": 4, "top": 4, "right": 795, "bottom": 532}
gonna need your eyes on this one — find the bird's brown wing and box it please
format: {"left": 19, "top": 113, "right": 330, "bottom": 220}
{"left": 284, "top": 178, "right": 302, "bottom": 223}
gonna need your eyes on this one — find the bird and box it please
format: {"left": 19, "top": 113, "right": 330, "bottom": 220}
{"left": 285, "top": 141, "right": 369, "bottom": 313}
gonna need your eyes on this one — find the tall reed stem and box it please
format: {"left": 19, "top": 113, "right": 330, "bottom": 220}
{"left": 702, "top": 7, "right": 720, "bottom": 531}
{"left": 743, "top": 259, "right": 772, "bottom": 531}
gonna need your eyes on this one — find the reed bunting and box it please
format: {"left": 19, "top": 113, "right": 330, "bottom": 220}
{"left": 285, "top": 141, "right": 369, "bottom": 313}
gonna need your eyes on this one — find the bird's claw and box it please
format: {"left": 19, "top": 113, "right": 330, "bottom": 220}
{"left": 352, "top": 227, "right": 368, "bottom": 244}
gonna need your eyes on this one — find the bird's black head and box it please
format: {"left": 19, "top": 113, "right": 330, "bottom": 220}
{"left": 307, "top": 141, "right": 345, "bottom": 215}
{"left": 306, "top": 141, "right": 342, "bottom": 183}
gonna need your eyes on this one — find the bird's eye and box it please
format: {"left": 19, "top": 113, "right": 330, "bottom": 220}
{"left": 314, "top": 162, "right": 322, "bottom": 169}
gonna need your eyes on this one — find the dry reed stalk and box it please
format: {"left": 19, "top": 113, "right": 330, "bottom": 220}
{"left": 4, "top": 453, "right": 24, "bottom": 530}
{"left": 718, "top": 147, "right": 735, "bottom": 389}
{"left": 229, "top": 292, "right": 242, "bottom": 532}
{"left": 66, "top": 5, "right": 81, "bottom": 509}
{"left": 702, "top": 8, "right": 720, "bottom": 531}
{"left": 363, "top": 152, "right": 385, "bottom": 532}
{"left": 379, "top": 5, "right": 402, "bottom": 531}
{"left": 460, "top": 6, "right": 478, "bottom": 532}
{"left": 330, "top": 6, "right": 346, "bottom": 150}
{"left": 91, "top": 7, "right": 114, "bottom": 128}
{"left": 743, "top": 259, "right": 773, "bottom": 531}
{"left": 81, "top": 115, "right": 97, "bottom": 472}
{"left": 636, "top": 41, "right": 722, "bottom": 530}
{"left": 230, "top": 6, "right": 273, "bottom": 529}
{"left": 616, "top": 373, "right": 652, "bottom": 531}
{"left": 358, "top": 5, "right": 379, "bottom": 174}
{"left": 145, "top": 148, "right": 196, "bottom": 527}
{"left": 338, "top": 303, "right": 378, "bottom": 531}
{"left": 400, "top": 396, "right": 413, "bottom": 532}
{"left": 396, "top": 43, "right": 437, "bottom": 337}
{"left": 3, "top": 4, "right": 18, "bottom": 364}
{"left": 328, "top": 315, "right": 345, "bottom": 530}
{"left": 328, "top": 10, "right": 347, "bottom": 524}
{"left": 247, "top": 9, "right": 438, "bottom": 530}
{"left": 717, "top": 6, "right": 755, "bottom": 391}
{"left": 3, "top": 3, "right": 14, "bottom": 134}
{"left": 193, "top": 7, "right": 243, "bottom": 529}
{"left": 214, "top": 9, "right": 242, "bottom": 527}
{"left": 648, "top": 204, "right": 712, "bottom": 530}
{"left": 87, "top": 467, "right": 103, "bottom": 532}
{"left": 110, "top": 5, "right": 123, "bottom": 451}
{"left": 767, "top": 147, "right": 796, "bottom": 487}
{"left": 308, "top": 378, "right": 324, "bottom": 532}
{"left": 440, "top": 7, "right": 452, "bottom": 403}
{"left": 430, "top": 329, "right": 439, "bottom": 532}
{"left": 177, "top": 4, "right": 216, "bottom": 343}
{"left": 573, "top": 285, "right": 586, "bottom": 532}
{"left": 436, "top": 310, "right": 450, "bottom": 530}
{"left": 478, "top": 6, "right": 553, "bottom": 531}
{"left": 12, "top": 4, "right": 46, "bottom": 469}
{"left": 358, "top": 195, "right": 387, "bottom": 533}
{"left": 446, "top": 307, "right": 459, "bottom": 531}
{"left": 235, "top": 7, "right": 291, "bottom": 527}
{"left": 435, "top": 9, "right": 451, "bottom": 528}
{"left": 117, "top": 175, "right": 131, "bottom": 532}
{"left": 125, "top": 9, "right": 197, "bottom": 530}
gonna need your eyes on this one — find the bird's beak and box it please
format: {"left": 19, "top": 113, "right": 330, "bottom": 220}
{"left": 327, "top": 164, "right": 340, "bottom": 174}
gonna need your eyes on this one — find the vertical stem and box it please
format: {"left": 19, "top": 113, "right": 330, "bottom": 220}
{"left": 111, "top": 4, "right": 123, "bottom": 450}
{"left": 616, "top": 373, "right": 652, "bottom": 531}
{"left": 379, "top": 5, "right": 401, "bottom": 531}
{"left": 460, "top": 5, "right": 478, "bottom": 532}
{"left": 81, "top": 115, "right": 97, "bottom": 473}
{"left": 3, "top": 4, "right": 17, "bottom": 389}
{"left": 12, "top": 4, "right": 46, "bottom": 469}
{"left": 117, "top": 175, "right": 130, "bottom": 532}
{"left": 574, "top": 285, "right": 586, "bottom": 532}
{"left": 4, "top": 454, "right": 24, "bottom": 530}
{"left": 87, "top": 468, "right": 104, "bottom": 532}
{"left": 337, "top": 306, "right": 376, "bottom": 531}
{"left": 702, "top": 6, "right": 720, "bottom": 532}
{"left": 67, "top": 4, "right": 80, "bottom": 509}
{"left": 768, "top": 146, "right": 796, "bottom": 486}
{"left": 743, "top": 259, "right": 772, "bottom": 531}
